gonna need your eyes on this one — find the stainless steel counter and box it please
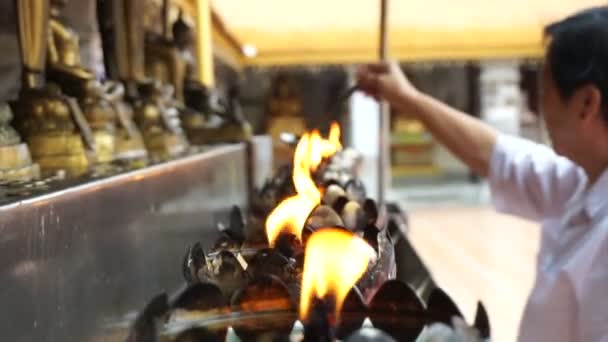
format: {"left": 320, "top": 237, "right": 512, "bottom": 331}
{"left": 247, "top": 135, "right": 273, "bottom": 191}
{"left": 0, "top": 144, "right": 249, "bottom": 342}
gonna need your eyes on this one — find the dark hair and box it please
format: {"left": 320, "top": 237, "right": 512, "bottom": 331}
{"left": 545, "top": 6, "right": 608, "bottom": 120}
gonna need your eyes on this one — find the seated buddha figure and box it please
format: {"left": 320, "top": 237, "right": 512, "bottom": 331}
{"left": 267, "top": 74, "right": 306, "bottom": 165}
{"left": 13, "top": 83, "right": 90, "bottom": 177}
{"left": 132, "top": 80, "right": 189, "bottom": 161}
{"left": 11, "top": 0, "right": 91, "bottom": 177}
{"left": 45, "top": 0, "right": 137, "bottom": 166}
{"left": 170, "top": 12, "right": 252, "bottom": 144}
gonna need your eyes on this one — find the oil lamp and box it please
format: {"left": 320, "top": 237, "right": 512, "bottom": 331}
{"left": 299, "top": 229, "right": 374, "bottom": 333}
{"left": 125, "top": 122, "right": 492, "bottom": 342}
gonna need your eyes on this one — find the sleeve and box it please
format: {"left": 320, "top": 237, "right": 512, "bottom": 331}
{"left": 488, "top": 134, "right": 587, "bottom": 221}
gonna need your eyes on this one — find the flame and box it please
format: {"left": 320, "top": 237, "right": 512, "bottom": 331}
{"left": 309, "top": 131, "right": 325, "bottom": 171}
{"left": 329, "top": 122, "right": 342, "bottom": 152}
{"left": 299, "top": 228, "right": 373, "bottom": 321}
{"left": 293, "top": 134, "right": 322, "bottom": 198}
{"left": 265, "top": 123, "right": 342, "bottom": 246}
{"left": 265, "top": 134, "right": 321, "bottom": 245}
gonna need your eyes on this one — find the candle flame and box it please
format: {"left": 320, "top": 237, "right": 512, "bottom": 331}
{"left": 265, "top": 133, "right": 320, "bottom": 246}
{"left": 329, "top": 122, "right": 342, "bottom": 152}
{"left": 265, "top": 123, "right": 342, "bottom": 246}
{"left": 299, "top": 228, "right": 373, "bottom": 322}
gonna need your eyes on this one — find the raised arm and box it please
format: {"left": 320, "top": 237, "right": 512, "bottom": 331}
{"left": 357, "top": 62, "right": 586, "bottom": 221}
{"left": 357, "top": 62, "right": 497, "bottom": 177}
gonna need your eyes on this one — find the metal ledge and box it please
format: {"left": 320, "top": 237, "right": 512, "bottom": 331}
{"left": 0, "top": 144, "right": 248, "bottom": 341}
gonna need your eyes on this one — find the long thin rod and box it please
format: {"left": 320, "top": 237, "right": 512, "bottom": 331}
{"left": 162, "top": 0, "right": 170, "bottom": 39}
{"left": 379, "top": 0, "right": 389, "bottom": 59}
{"left": 378, "top": 0, "right": 390, "bottom": 204}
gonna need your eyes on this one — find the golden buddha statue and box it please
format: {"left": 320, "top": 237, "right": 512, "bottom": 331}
{"left": 189, "top": 86, "right": 252, "bottom": 145}
{"left": 47, "top": 0, "right": 93, "bottom": 82}
{"left": 267, "top": 74, "right": 306, "bottom": 165}
{"left": 172, "top": 10, "right": 199, "bottom": 105}
{"left": 268, "top": 74, "right": 303, "bottom": 118}
{"left": 44, "top": 0, "right": 150, "bottom": 169}
{"left": 13, "top": 0, "right": 91, "bottom": 177}
{"left": 164, "top": 11, "right": 252, "bottom": 145}
{"left": 75, "top": 80, "right": 149, "bottom": 168}
{"left": 144, "top": 2, "right": 187, "bottom": 104}
{"left": 144, "top": 21, "right": 198, "bottom": 145}
{"left": 79, "top": 81, "right": 117, "bottom": 164}
{"left": 14, "top": 84, "right": 92, "bottom": 177}
{"left": 171, "top": 10, "right": 209, "bottom": 138}
{"left": 97, "top": 0, "right": 187, "bottom": 161}
{"left": 102, "top": 82, "right": 148, "bottom": 167}
{"left": 132, "top": 81, "right": 188, "bottom": 161}
{"left": 46, "top": 0, "right": 116, "bottom": 165}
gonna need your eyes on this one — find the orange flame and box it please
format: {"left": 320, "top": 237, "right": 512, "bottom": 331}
{"left": 265, "top": 123, "right": 342, "bottom": 246}
{"left": 265, "top": 134, "right": 320, "bottom": 246}
{"left": 299, "top": 228, "right": 373, "bottom": 321}
{"left": 309, "top": 131, "right": 325, "bottom": 171}
{"left": 329, "top": 122, "right": 342, "bottom": 152}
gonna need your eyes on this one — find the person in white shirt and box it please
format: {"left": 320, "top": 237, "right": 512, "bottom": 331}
{"left": 357, "top": 7, "right": 608, "bottom": 342}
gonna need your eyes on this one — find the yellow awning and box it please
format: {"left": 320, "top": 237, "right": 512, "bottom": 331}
{"left": 211, "top": 0, "right": 606, "bottom": 66}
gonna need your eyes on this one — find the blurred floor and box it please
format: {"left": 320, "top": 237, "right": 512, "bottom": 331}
{"left": 392, "top": 181, "right": 541, "bottom": 342}
{"left": 391, "top": 177, "right": 491, "bottom": 209}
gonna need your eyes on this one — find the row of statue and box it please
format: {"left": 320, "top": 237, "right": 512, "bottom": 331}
{"left": 0, "top": 0, "right": 251, "bottom": 184}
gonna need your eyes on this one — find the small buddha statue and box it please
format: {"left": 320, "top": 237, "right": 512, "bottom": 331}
{"left": 144, "top": 29, "right": 187, "bottom": 105}
{"left": 172, "top": 11, "right": 200, "bottom": 108}
{"left": 13, "top": 0, "right": 91, "bottom": 177}
{"left": 14, "top": 83, "right": 91, "bottom": 177}
{"left": 144, "top": 22, "right": 207, "bottom": 142}
{"left": 185, "top": 86, "right": 253, "bottom": 145}
{"left": 95, "top": 0, "right": 186, "bottom": 160}
{"left": 170, "top": 13, "right": 252, "bottom": 145}
{"left": 267, "top": 74, "right": 306, "bottom": 166}
{"left": 47, "top": 0, "right": 95, "bottom": 84}
{"left": 268, "top": 74, "right": 303, "bottom": 119}
{"left": 218, "top": 86, "right": 253, "bottom": 142}
{"left": 132, "top": 80, "right": 188, "bottom": 161}
{"left": 78, "top": 81, "right": 117, "bottom": 164}
{"left": 102, "top": 82, "right": 148, "bottom": 167}
{"left": 46, "top": 0, "right": 115, "bottom": 166}
{"left": 171, "top": 10, "right": 213, "bottom": 137}
{"left": 46, "top": 0, "right": 149, "bottom": 167}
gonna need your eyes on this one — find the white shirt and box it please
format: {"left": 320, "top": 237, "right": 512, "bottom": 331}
{"left": 489, "top": 134, "right": 608, "bottom": 342}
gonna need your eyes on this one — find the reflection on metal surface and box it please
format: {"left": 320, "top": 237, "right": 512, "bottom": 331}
{"left": 247, "top": 135, "right": 272, "bottom": 190}
{"left": 0, "top": 145, "right": 247, "bottom": 341}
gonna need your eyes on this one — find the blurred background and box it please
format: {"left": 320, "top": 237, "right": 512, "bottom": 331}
{"left": 0, "top": 1, "right": 605, "bottom": 341}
